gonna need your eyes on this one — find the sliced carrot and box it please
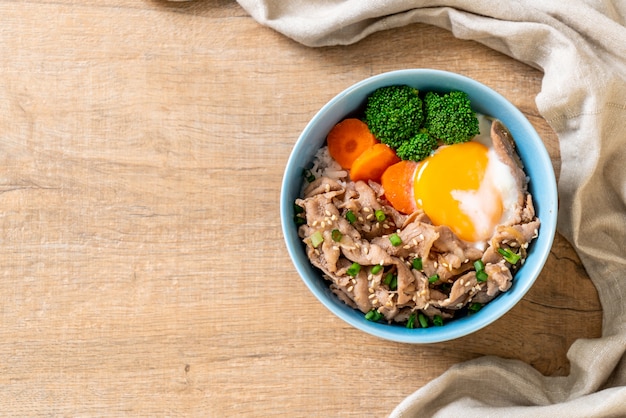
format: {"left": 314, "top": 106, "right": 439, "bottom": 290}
{"left": 327, "top": 118, "right": 378, "bottom": 169}
{"left": 350, "top": 143, "right": 400, "bottom": 183}
{"left": 381, "top": 160, "right": 419, "bottom": 214}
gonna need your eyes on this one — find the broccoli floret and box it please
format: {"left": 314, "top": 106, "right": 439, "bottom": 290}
{"left": 364, "top": 85, "right": 424, "bottom": 149}
{"left": 395, "top": 132, "right": 437, "bottom": 162}
{"left": 423, "top": 91, "right": 480, "bottom": 145}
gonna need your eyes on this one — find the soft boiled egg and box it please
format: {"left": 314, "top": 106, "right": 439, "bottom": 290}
{"left": 413, "top": 116, "right": 519, "bottom": 247}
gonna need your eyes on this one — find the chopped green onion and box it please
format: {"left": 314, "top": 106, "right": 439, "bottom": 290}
{"left": 433, "top": 315, "right": 444, "bottom": 327}
{"left": 310, "top": 231, "right": 324, "bottom": 248}
{"left": 412, "top": 257, "right": 423, "bottom": 270}
{"left": 418, "top": 313, "right": 429, "bottom": 328}
{"left": 406, "top": 313, "right": 417, "bottom": 329}
{"left": 383, "top": 273, "right": 398, "bottom": 290}
{"left": 428, "top": 274, "right": 439, "bottom": 284}
{"left": 303, "top": 169, "right": 315, "bottom": 183}
{"left": 346, "top": 262, "right": 361, "bottom": 277}
{"left": 473, "top": 259, "right": 485, "bottom": 272}
{"left": 365, "top": 309, "right": 384, "bottom": 322}
{"left": 389, "top": 233, "right": 402, "bottom": 247}
{"left": 375, "top": 209, "right": 386, "bottom": 222}
{"left": 345, "top": 210, "right": 357, "bottom": 224}
{"left": 371, "top": 264, "right": 383, "bottom": 275}
{"left": 293, "top": 204, "right": 306, "bottom": 226}
{"left": 468, "top": 302, "right": 483, "bottom": 313}
{"left": 498, "top": 247, "right": 521, "bottom": 265}
{"left": 331, "top": 229, "right": 343, "bottom": 242}
{"left": 476, "top": 270, "right": 488, "bottom": 283}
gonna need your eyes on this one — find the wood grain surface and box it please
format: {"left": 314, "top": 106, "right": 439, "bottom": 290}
{"left": 0, "top": 1, "right": 601, "bottom": 416}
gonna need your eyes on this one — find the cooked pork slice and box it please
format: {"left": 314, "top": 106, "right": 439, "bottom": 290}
{"left": 332, "top": 180, "right": 405, "bottom": 240}
{"left": 333, "top": 258, "right": 372, "bottom": 313}
{"left": 340, "top": 241, "right": 394, "bottom": 267}
{"left": 433, "top": 271, "right": 480, "bottom": 309}
{"left": 520, "top": 194, "right": 537, "bottom": 224}
{"left": 470, "top": 262, "right": 512, "bottom": 304}
{"left": 432, "top": 225, "right": 483, "bottom": 269}
{"left": 393, "top": 258, "right": 421, "bottom": 306}
{"left": 482, "top": 219, "right": 541, "bottom": 265}
{"left": 302, "top": 176, "right": 345, "bottom": 199}
{"left": 330, "top": 284, "right": 358, "bottom": 309}
{"left": 491, "top": 120, "right": 527, "bottom": 204}
{"left": 485, "top": 262, "right": 513, "bottom": 296}
{"left": 371, "top": 220, "right": 439, "bottom": 259}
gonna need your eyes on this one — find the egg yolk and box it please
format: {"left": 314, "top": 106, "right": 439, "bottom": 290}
{"left": 413, "top": 141, "right": 503, "bottom": 243}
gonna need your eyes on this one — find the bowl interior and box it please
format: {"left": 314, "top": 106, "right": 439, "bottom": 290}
{"left": 280, "top": 69, "right": 558, "bottom": 343}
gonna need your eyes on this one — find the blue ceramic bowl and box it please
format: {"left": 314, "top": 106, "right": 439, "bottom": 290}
{"left": 280, "top": 69, "right": 557, "bottom": 343}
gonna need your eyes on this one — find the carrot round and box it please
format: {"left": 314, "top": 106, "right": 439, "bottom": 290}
{"left": 327, "top": 118, "right": 378, "bottom": 169}
{"left": 350, "top": 143, "right": 400, "bottom": 183}
{"left": 381, "top": 160, "right": 419, "bottom": 214}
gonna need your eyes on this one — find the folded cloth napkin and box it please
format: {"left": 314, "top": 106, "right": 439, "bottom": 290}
{"left": 235, "top": 0, "right": 626, "bottom": 416}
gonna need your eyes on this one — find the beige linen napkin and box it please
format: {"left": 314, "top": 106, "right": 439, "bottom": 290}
{"left": 235, "top": 0, "right": 626, "bottom": 416}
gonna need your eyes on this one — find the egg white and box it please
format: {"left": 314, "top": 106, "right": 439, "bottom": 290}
{"left": 451, "top": 115, "right": 519, "bottom": 248}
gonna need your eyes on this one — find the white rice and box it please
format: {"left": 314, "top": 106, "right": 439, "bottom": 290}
{"left": 309, "top": 146, "right": 348, "bottom": 180}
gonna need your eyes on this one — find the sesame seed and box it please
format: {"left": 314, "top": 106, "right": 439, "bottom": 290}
{"left": 456, "top": 303, "right": 464, "bottom": 308}
{"left": 366, "top": 214, "right": 374, "bottom": 220}
{"left": 368, "top": 287, "right": 374, "bottom": 294}
{"left": 320, "top": 221, "right": 325, "bottom": 228}
{"left": 510, "top": 242, "right": 518, "bottom": 247}
{"left": 368, "top": 293, "right": 376, "bottom": 299}
{"left": 465, "top": 281, "right": 471, "bottom": 287}
{"left": 355, "top": 242, "right": 361, "bottom": 249}
{"left": 412, "top": 239, "right": 418, "bottom": 246}
{"left": 441, "top": 262, "right": 448, "bottom": 268}
{"left": 433, "top": 261, "right": 438, "bottom": 268}
{"left": 347, "top": 286, "right": 354, "bottom": 292}
{"left": 522, "top": 243, "right": 529, "bottom": 249}
{"left": 464, "top": 258, "right": 469, "bottom": 264}
{"left": 459, "top": 279, "right": 464, "bottom": 286}
{"left": 363, "top": 207, "right": 371, "bottom": 213}
{"left": 358, "top": 216, "right": 364, "bottom": 222}
{"left": 363, "top": 246, "right": 369, "bottom": 255}
{"left": 418, "top": 234, "right": 424, "bottom": 241}
{"left": 375, "top": 222, "right": 381, "bottom": 229}
{"left": 324, "top": 184, "right": 330, "bottom": 192}
{"left": 403, "top": 244, "right": 411, "bottom": 250}
{"left": 372, "top": 298, "right": 379, "bottom": 305}
{"left": 312, "top": 220, "right": 318, "bottom": 227}
{"left": 331, "top": 215, "right": 337, "bottom": 221}
{"left": 424, "top": 303, "right": 430, "bottom": 310}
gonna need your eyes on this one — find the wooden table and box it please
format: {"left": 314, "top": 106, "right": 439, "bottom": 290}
{"left": 1, "top": 1, "right": 602, "bottom": 416}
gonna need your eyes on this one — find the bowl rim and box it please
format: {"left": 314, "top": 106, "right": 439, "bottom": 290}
{"left": 280, "top": 69, "right": 558, "bottom": 344}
